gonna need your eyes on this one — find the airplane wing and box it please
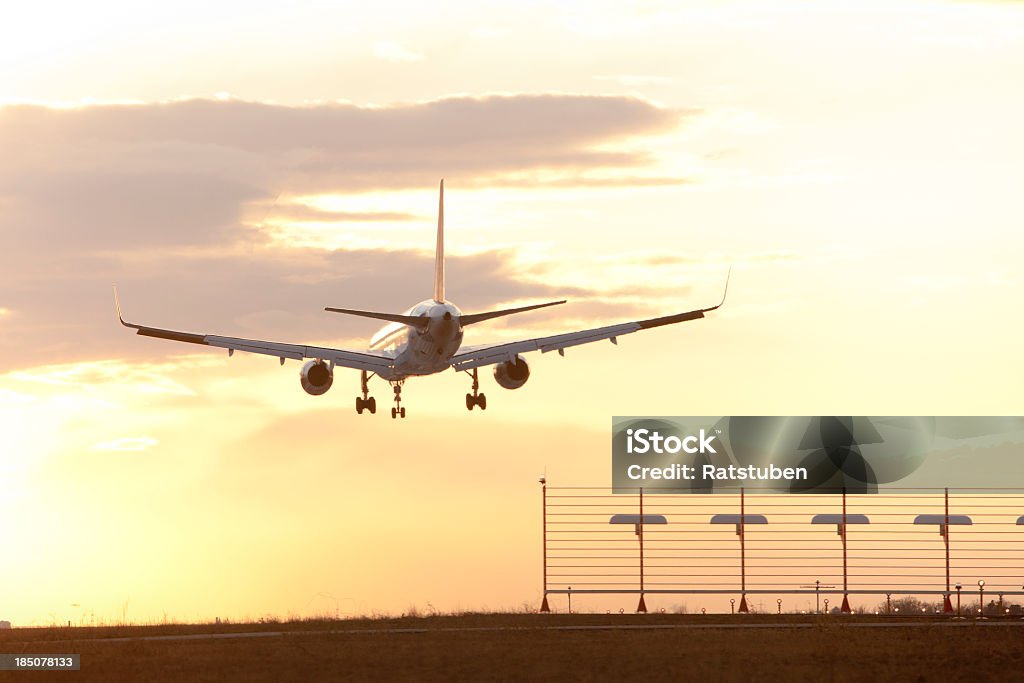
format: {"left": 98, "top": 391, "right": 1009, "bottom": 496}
{"left": 450, "top": 271, "right": 729, "bottom": 372}
{"left": 114, "top": 289, "right": 395, "bottom": 374}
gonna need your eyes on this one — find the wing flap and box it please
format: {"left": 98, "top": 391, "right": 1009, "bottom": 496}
{"left": 451, "top": 322, "right": 640, "bottom": 370}
{"left": 205, "top": 336, "right": 307, "bottom": 361}
{"left": 204, "top": 336, "right": 394, "bottom": 370}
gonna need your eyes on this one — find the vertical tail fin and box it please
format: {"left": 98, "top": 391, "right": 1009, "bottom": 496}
{"left": 433, "top": 179, "right": 445, "bottom": 303}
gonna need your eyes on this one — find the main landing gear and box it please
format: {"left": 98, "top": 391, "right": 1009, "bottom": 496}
{"left": 391, "top": 380, "right": 406, "bottom": 419}
{"left": 465, "top": 368, "right": 486, "bottom": 411}
{"left": 355, "top": 370, "right": 377, "bottom": 415}
{"left": 354, "top": 372, "right": 406, "bottom": 418}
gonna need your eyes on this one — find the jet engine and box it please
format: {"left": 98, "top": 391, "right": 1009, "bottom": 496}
{"left": 492, "top": 356, "right": 530, "bottom": 390}
{"left": 300, "top": 360, "right": 333, "bottom": 396}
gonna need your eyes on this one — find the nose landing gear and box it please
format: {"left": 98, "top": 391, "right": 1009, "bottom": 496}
{"left": 390, "top": 381, "right": 406, "bottom": 419}
{"left": 355, "top": 370, "right": 376, "bottom": 414}
{"left": 464, "top": 368, "right": 486, "bottom": 411}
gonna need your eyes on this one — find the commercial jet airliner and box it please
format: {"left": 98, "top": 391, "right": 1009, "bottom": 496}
{"left": 115, "top": 181, "right": 728, "bottom": 418}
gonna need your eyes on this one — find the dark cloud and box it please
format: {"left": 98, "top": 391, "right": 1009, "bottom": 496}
{"left": 0, "top": 94, "right": 690, "bottom": 371}
{"left": 0, "top": 94, "right": 685, "bottom": 192}
{"left": 0, "top": 94, "right": 685, "bottom": 251}
{"left": 5, "top": 170, "right": 266, "bottom": 249}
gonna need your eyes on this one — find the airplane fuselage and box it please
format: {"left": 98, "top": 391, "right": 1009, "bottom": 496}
{"left": 368, "top": 299, "right": 465, "bottom": 379}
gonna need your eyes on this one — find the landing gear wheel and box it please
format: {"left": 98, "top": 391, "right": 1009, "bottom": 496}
{"left": 390, "top": 380, "right": 405, "bottom": 419}
{"left": 357, "top": 370, "right": 376, "bottom": 416}
{"left": 464, "top": 368, "right": 485, "bottom": 411}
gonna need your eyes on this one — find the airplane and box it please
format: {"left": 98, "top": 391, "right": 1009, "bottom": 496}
{"left": 115, "top": 180, "right": 729, "bottom": 419}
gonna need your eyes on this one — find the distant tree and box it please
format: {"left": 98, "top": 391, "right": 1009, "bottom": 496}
{"left": 873, "top": 597, "right": 944, "bottom": 614}
{"left": 872, "top": 596, "right": 1022, "bottom": 616}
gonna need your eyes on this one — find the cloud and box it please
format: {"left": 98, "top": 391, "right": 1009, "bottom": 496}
{"left": 268, "top": 204, "right": 421, "bottom": 223}
{"left": 0, "top": 245, "right": 596, "bottom": 372}
{"left": 0, "top": 94, "right": 684, "bottom": 251}
{"left": 373, "top": 41, "right": 425, "bottom": 63}
{"left": 0, "top": 94, "right": 690, "bottom": 372}
{"left": 8, "top": 358, "right": 201, "bottom": 395}
{"left": 0, "top": 95, "right": 681, "bottom": 177}
{"left": 622, "top": 251, "right": 799, "bottom": 267}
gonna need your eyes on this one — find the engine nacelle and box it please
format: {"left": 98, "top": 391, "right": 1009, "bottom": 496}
{"left": 300, "top": 360, "right": 334, "bottom": 396}
{"left": 492, "top": 356, "right": 530, "bottom": 390}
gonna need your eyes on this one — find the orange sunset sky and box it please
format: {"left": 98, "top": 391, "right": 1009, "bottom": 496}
{"left": 1, "top": 0, "right": 1023, "bottom": 625}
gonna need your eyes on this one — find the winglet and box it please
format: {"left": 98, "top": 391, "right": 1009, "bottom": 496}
{"left": 112, "top": 285, "right": 133, "bottom": 328}
{"left": 716, "top": 266, "right": 731, "bottom": 310}
{"left": 112, "top": 286, "right": 144, "bottom": 331}
{"left": 700, "top": 266, "right": 731, "bottom": 313}
{"left": 433, "top": 179, "right": 445, "bottom": 303}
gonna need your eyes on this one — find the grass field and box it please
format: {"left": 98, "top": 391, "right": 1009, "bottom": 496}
{"left": 2, "top": 614, "right": 1022, "bottom": 681}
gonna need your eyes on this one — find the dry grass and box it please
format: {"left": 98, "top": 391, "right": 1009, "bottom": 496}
{"left": 2, "top": 614, "right": 1022, "bottom": 682}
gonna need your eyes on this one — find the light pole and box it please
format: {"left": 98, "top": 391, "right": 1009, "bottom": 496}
{"left": 710, "top": 501, "right": 767, "bottom": 614}
{"left": 978, "top": 580, "right": 985, "bottom": 619}
{"left": 955, "top": 583, "right": 962, "bottom": 618}
{"left": 777, "top": 598, "right": 782, "bottom": 614}
{"left": 913, "top": 510, "right": 972, "bottom": 614}
{"left": 539, "top": 476, "right": 550, "bottom": 613}
{"left": 609, "top": 509, "right": 667, "bottom": 614}
{"left": 730, "top": 598, "right": 736, "bottom": 615}
{"left": 811, "top": 494, "right": 870, "bottom": 613}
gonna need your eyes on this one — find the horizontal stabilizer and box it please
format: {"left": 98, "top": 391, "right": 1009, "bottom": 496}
{"left": 324, "top": 307, "right": 429, "bottom": 330}
{"left": 460, "top": 300, "right": 567, "bottom": 326}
